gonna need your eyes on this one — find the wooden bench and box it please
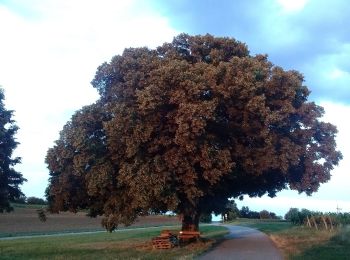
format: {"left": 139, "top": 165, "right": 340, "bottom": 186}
{"left": 178, "top": 231, "right": 200, "bottom": 245}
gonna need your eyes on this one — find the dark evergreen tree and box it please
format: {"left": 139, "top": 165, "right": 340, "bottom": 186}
{"left": 0, "top": 88, "right": 26, "bottom": 212}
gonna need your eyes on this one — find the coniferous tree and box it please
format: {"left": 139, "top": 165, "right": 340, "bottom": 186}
{"left": 0, "top": 87, "right": 26, "bottom": 212}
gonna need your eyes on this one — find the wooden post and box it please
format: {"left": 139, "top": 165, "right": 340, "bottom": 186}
{"left": 306, "top": 215, "right": 311, "bottom": 228}
{"left": 321, "top": 216, "right": 328, "bottom": 230}
{"left": 328, "top": 216, "right": 334, "bottom": 231}
{"left": 311, "top": 216, "right": 318, "bottom": 230}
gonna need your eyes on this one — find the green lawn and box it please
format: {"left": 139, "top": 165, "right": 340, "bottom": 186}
{"left": 232, "top": 218, "right": 293, "bottom": 233}
{"left": 0, "top": 225, "right": 228, "bottom": 259}
{"left": 230, "top": 219, "right": 350, "bottom": 259}
{"left": 292, "top": 226, "right": 350, "bottom": 260}
{"left": 2, "top": 218, "right": 348, "bottom": 259}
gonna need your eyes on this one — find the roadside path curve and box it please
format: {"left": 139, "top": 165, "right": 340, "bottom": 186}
{"left": 199, "top": 225, "right": 283, "bottom": 260}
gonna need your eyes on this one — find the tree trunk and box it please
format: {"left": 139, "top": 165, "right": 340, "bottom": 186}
{"left": 181, "top": 212, "right": 200, "bottom": 231}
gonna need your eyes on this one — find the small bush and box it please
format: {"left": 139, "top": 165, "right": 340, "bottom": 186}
{"left": 37, "top": 208, "right": 47, "bottom": 222}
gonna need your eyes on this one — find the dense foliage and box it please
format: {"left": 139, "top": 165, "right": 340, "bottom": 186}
{"left": 11, "top": 195, "right": 26, "bottom": 204}
{"left": 222, "top": 200, "right": 240, "bottom": 221}
{"left": 285, "top": 207, "right": 350, "bottom": 226}
{"left": 199, "top": 212, "right": 212, "bottom": 223}
{"left": 236, "top": 206, "right": 280, "bottom": 219}
{"left": 0, "top": 88, "right": 26, "bottom": 212}
{"left": 46, "top": 34, "right": 342, "bottom": 231}
{"left": 259, "top": 210, "right": 271, "bottom": 219}
{"left": 26, "top": 196, "right": 47, "bottom": 205}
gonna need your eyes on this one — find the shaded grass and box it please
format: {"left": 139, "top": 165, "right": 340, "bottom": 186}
{"left": 0, "top": 225, "right": 228, "bottom": 259}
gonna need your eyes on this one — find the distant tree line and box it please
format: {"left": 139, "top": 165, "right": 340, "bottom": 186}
{"left": 236, "top": 206, "right": 281, "bottom": 220}
{"left": 12, "top": 196, "right": 47, "bottom": 205}
{"left": 285, "top": 207, "right": 350, "bottom": 227}
{"left": 200, "top": 201, "right": 282, "bottom": 223}
{"left": 224, "top": 201, "right": 281, "bottom": 220}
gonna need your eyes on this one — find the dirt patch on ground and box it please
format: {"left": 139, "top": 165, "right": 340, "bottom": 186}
{"left": 0, "top": 207, "right": 180, "bottom": 236}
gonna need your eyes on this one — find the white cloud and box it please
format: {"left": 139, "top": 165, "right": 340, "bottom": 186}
{"left": 0, "top": 0, "right": 178, "bottom": 197}
{"left": 329, "top": 68, "right": 347, "bottom": 79}
{"left": 328, "top": 68, "right": 350, "bottom": 80}
{"left": 321, "top": 101, "right": 350, "bottom": 157}
{"left": 277, "top": 0, "right": 309, "bottom": 12}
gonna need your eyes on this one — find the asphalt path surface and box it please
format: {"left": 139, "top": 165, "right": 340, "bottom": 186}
{"left": 199, "top": 225, "right": 283, "bottom": 260}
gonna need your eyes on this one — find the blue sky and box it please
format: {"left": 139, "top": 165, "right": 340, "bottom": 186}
{"left": 0, "top": 0, "right": 349, "bottom": 216}
{"left": 151, "top": 0, "right": 350, "bottom": 104}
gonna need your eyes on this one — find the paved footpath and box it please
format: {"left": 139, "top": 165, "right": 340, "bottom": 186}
{"left": 199, "top": 225, "right": 283, "bottom": 260}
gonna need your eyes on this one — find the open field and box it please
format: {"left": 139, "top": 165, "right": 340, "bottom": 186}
{"left": 0, "top": 205, "right": 229, "bottom": 259}
{"left": 0, "top": 205, "right": 180, "bottom": 237}
{"left": 0, "top": 225, "right": 228, "bottom": 259}
{"left": 2, "top": 208, "right": 349, "bottom": 259}
{"left": 230, "top": 219, "right": 350, "bottom": 259}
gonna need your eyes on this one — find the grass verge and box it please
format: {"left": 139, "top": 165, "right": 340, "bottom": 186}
{"left": 0, "top": 225, "right": 229, "bottom": 259}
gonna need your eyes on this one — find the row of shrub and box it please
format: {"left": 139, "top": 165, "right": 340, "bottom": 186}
{"left": 11, "top": 196, "right": 47, "bottom": 205}
{"left": 220, "top": 201, "right": 282, "bottom": 221}
{"left": 285, "top": 208, "right": 350, "bottom": 226}
{"left": 200, "top": 202, "right": 282, "bottom": 223}
{"left": 238, "top": 206, "right": 281, "bottom": 220}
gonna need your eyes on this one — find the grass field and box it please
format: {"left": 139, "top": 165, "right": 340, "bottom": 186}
{"left": 0, "top": 225, "right": 228, "bottom": 259}
{"left": 2, "top": 206, "right": 349, "bottom": 259}
{"left": 0, "top": 205, "right": 180, "bottom": 237}
{"left": 0, "top": 205, "right": 229, "bottom": 259}
{"left": 231, "top": 219, "right": 350, "bottom": 259}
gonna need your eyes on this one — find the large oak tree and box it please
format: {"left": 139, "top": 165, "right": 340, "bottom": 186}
{"left": 0, "top": 87, "right": 26, "bottom": 212}
{"left": 46, "top": 34, "right": 342, "bottom": 231}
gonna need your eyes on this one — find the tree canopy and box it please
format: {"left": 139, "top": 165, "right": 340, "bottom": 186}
{"left": 46, "top": 34, "right": 342, "bottom": 231}
{"left": 0, "top": 87, "right": 26, "bottom": 212}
